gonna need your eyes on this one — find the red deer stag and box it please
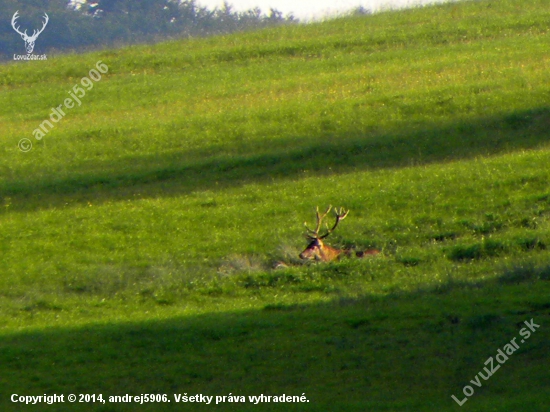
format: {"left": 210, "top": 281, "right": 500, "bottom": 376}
{"left": 299, "top": 206, "right": 380, "bottom": 262}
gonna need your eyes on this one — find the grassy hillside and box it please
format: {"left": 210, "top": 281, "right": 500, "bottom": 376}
{"left": 1, "top": 0, "right": 550, "bottom": 410}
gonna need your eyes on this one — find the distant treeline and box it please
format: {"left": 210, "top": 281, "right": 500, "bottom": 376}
{"left": 0, "top": 0, "right": 297, "bottom": 59}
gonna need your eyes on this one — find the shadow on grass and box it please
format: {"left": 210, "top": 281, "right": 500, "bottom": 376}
{"left": 3, "top": 107, "right": 550, "bottom": 212}
{"left": 1, "top": 270, "right": 549, "bottom": 411}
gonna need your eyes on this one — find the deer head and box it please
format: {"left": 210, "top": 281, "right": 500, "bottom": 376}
{"left": 12, "top": 11, "right": 49, "bottom": 54}
{"left": 299, "top": 206, "right": 349, "bottom": 262}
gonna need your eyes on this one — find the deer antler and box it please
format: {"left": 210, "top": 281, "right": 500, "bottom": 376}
{"left": 304, "top": 205, "right": 332, "bottom": 239}
{"left": 30, "top": 13, "right": 49, "bottom": 40}
{"left": 320, "top": 207, "right": 349, "bottom": 239}
{"left": 304, "top": 206, "right": 349, "bottom": 239}
{"left": 11, "top": 11, "right": 26, "bottom": 37}
{"left": 11, "top": 11, "right": 49, "bottom": 40}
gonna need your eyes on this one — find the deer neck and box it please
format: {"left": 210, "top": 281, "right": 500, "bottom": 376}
{"left": 319, "top": 243, "right": 343, "bottom": 262}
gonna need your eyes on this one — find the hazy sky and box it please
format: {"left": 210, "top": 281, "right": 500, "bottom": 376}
{"left": 196, "top": 0, "right": 455, "bottom": 20}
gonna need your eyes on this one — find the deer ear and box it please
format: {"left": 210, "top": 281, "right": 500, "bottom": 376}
{"left": 20, "top": 34, "right": 25, "bottom": 40}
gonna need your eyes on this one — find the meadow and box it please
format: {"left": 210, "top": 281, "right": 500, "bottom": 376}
{"left": 1, "top": 0, "right": 550, "bottom": 410}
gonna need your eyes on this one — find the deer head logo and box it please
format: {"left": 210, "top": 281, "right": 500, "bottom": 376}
{"left": 11, "top": 11, "right": 49, "bottom": 54}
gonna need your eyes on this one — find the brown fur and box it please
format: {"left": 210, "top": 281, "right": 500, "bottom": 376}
{"left": 299, "top": 206, "right": 380, "bottom": 262}
{"left": 299, "top": 238, "right": 380, "bottom": 262}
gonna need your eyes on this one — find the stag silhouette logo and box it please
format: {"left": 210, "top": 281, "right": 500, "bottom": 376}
{"left": 11, "top": 11, "right": 49, "bottom": 54}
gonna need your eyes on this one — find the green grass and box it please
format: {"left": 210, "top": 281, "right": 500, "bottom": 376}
{"left": 1, "top": 0, "right": 550, "bottom": 410}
